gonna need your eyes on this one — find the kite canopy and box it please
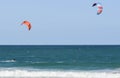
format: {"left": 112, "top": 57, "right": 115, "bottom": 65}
{"left": 21, "top": 21, "right": 31, "bottom": 30}
{"left": 92, "top": 3, "right": 103, "bottom": 15}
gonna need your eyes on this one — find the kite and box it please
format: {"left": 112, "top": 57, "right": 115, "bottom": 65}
{"left": 21, "top": 20, "right": 32, "bottom": 30}
{"left": 92, "top": 3, "right": 103, "bottom": 15}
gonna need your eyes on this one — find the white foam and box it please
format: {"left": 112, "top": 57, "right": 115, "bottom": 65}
{"left": 0, "top": 68, "right": 120, "bottom": 78}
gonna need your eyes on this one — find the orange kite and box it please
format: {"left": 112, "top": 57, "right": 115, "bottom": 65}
{"left": 21, "top": 20, "right": 32, "bottom": 30}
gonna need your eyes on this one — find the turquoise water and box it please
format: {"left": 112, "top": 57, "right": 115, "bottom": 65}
{"left": 0, "top": 45, "right": 120, "bottom": 78}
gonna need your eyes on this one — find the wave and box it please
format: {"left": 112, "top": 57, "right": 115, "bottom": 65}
{"left": 26, "top": 61, "right": 65, "bottom": 64}
{"left": 0, "top": 60, "right": 16, "bottom": 63}
{"left": 0, "top": 68, "right": 120, "bottom": 78}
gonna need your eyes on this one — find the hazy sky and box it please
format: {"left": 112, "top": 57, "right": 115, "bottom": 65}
{"left": 0, "top": 0, "right": 120, "bottom": 45}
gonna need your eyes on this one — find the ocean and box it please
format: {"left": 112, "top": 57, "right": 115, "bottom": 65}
{"left": 0, "top": 45, "right": 120, "bottom": 78}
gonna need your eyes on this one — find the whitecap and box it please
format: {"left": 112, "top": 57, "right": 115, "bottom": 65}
{"left": 0, "top": 60, "right": 16, "bottom": 63}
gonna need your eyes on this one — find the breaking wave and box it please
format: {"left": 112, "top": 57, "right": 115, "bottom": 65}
{"left": 0, "top": 68, "right": 120, "bottom": 78}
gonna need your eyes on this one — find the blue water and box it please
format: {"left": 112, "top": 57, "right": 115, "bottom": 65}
{"left": 0, "top": 45, "right": 120, "bottom": 78}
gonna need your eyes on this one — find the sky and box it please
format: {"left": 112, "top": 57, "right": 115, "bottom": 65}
{"left": 0, "top": 0, "right": 120, "bottom": 45}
